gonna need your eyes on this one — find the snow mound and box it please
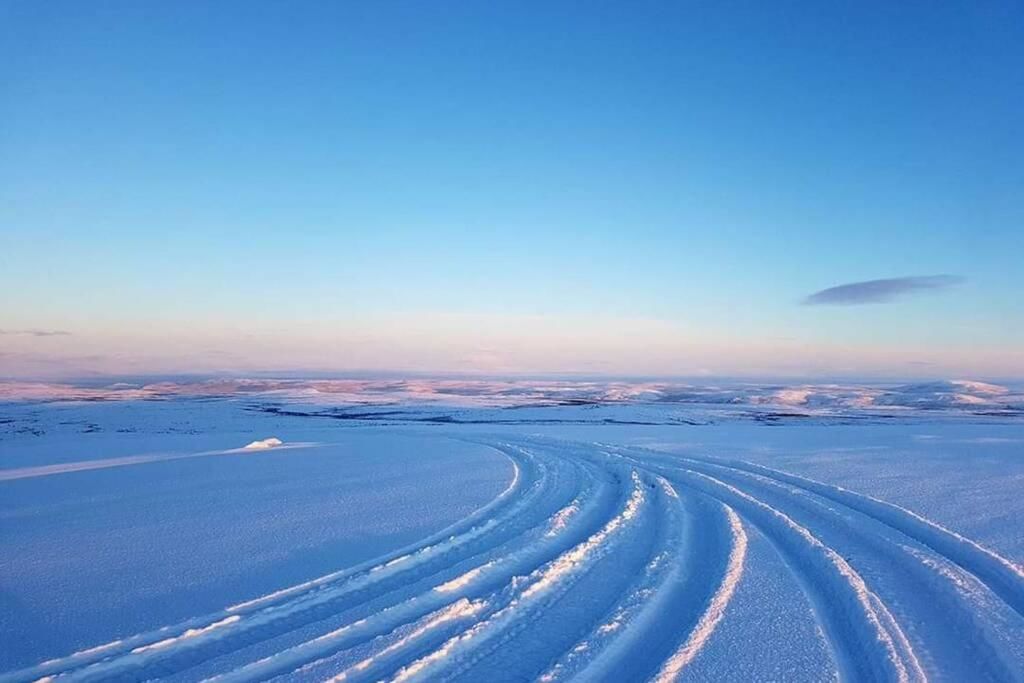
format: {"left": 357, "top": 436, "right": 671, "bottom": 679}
{"left": 242, "top": 437, "right": 283, "bottom": 450}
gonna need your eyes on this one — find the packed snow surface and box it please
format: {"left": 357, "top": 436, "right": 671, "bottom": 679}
{"left": 1, "top": 378, "right": 1023, "bottom": 681}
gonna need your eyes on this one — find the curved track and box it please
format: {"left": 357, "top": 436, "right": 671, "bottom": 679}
{"left": 5, "top": 436, "right": 1024, "bottom": 682}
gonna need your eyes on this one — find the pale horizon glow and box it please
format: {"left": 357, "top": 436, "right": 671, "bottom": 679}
{"left": 1, "top": 311, "right": 1020, "bottom": 381}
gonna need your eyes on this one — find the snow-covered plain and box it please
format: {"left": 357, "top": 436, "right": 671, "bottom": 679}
{"left": 1, "top": 378, "right": 1022, "bottom": 681}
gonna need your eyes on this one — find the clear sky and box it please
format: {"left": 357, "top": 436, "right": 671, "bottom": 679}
{"left": 2, "top": 2, "right": 1022, "bottom": 379}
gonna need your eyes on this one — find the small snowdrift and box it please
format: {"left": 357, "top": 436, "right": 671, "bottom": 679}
{"left": 243, "top": 437, "right": 284, "bottom": 450}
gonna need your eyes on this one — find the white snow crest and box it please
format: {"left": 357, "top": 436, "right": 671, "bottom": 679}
{"left": 434, "top": 562, "right": 496, "bottom": 593}
{"left": 324, "top": 599, "right": 488, "bottom": 682}
{"left": 545, "top": 499, "right": 581, "bottom": 538}
{"left": 242, "top": 437, "right": 283, "bottom": 450}
{"left": 131, "top": 616, "right": 240, "bottom": 654}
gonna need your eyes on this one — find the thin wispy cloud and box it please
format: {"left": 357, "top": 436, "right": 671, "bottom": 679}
{"left": 0, "top": 328, "right": 72, "bottom": 337}
{"left": 803, "top": 275, "right": 963, "bottom": 306}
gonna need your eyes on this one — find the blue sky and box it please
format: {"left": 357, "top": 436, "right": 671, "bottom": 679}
{"left": 2, "top": 2, "right": 1022, "bottom": 378}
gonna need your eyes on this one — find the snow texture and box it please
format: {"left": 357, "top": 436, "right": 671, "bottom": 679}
{"left": 1, "top": 380, "right": 1023, "bottom": 681}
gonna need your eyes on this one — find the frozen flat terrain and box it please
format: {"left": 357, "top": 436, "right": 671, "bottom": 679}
{"left": 1, "top": 378, "right": 1023, "bottom": 681}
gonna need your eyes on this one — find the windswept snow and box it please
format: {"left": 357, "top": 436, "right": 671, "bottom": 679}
{"left": 1, "top": 386, "right": 1022, "bottom": 681}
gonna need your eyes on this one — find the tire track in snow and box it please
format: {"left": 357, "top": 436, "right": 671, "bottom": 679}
{"left": 195, "top": 456, "right": 629, "bottom": 682}
{"left": 647, "top": 453, "right": 1024, "bottom": 681}
{"left": 385, "top": 471, "right": 649, "bottom": 683}
{"left": 320, "top": 599, "right": 489, "bottom": 682}
{"left": 703, "top": 457, "right": 1024, "bottom": 618}
{"left": 536, "top": 478, "right": 745, "bottom": 683}
{"left": 219, "top": 460, "right": 640, "bottom": 683}
{"left": 644, "top": 464, "right": 926, "bottom": 682}
{"left": 314, "top": 469, "right": 651, "bottom": 683}
{"left": 653, "top": 504, "right": 748, "bottom": 682}
{"left": 606, "top": 442, "right": 1024, "bottom": 619}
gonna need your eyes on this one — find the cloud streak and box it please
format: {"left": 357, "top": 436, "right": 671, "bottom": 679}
{"left": 0, "top": 328, "right": 71, "bottom": 337}
{"left": 803, "top": 275, "right": 963, "bottom": 306}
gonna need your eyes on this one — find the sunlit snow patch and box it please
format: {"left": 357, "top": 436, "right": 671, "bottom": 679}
{"left": 242, "top": 437, "right": 284, "bottom": 450}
